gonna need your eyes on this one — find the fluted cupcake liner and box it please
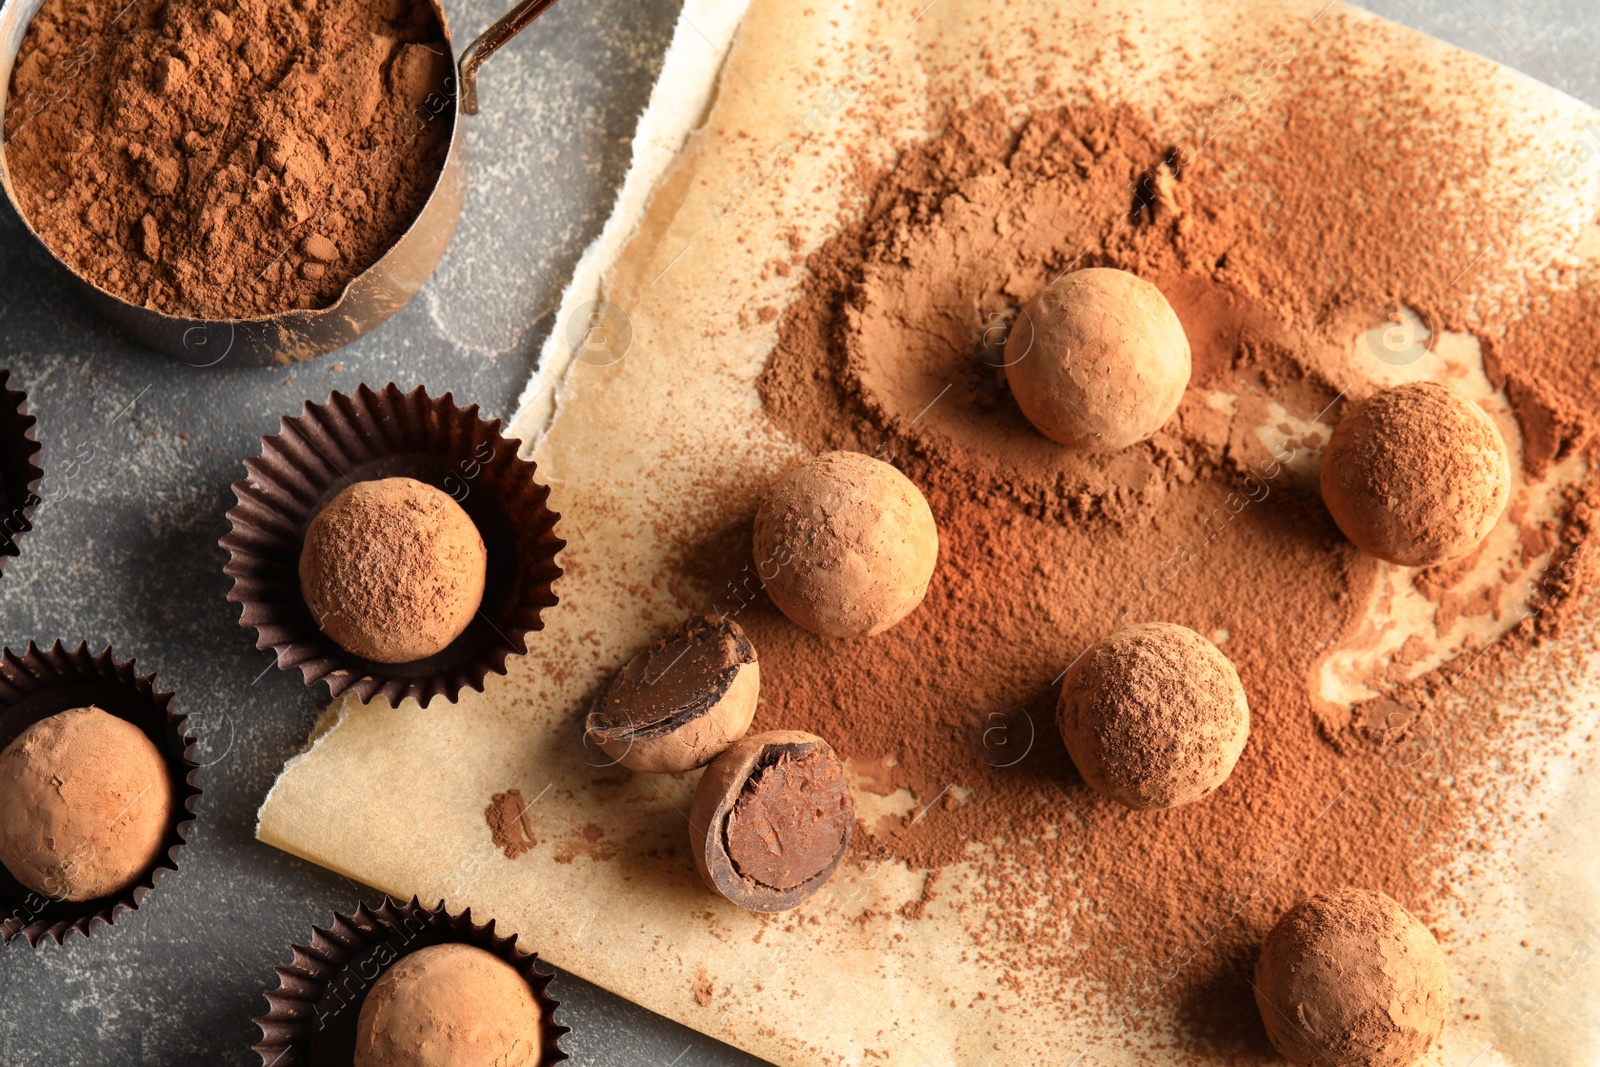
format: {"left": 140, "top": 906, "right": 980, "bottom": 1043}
{"left": 0, "top": 368, "right": 43, "bottom": 577}
{"left": 0, "top": 642, "right": 200, "bottom": 946}
{"left": 220, "top": 383, "right": 564, "bottom": 708}
{"left": 252, "top": 896, "right": 569, "bottom": 1066}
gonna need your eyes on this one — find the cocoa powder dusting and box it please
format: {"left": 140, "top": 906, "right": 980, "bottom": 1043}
{"left": 4, "top": 0, "right": 453, "bottom": 318}
{"left": 662, "top": 47, "right": 1600, "bottom": 1058}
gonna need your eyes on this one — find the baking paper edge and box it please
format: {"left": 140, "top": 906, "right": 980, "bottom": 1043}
{"left": 509, "top": 0, "right": 755, "bottom": 449}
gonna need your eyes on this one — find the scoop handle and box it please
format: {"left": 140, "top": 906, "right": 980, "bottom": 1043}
{"left": 457, "top": 0, "right": 560, "bottom": 116}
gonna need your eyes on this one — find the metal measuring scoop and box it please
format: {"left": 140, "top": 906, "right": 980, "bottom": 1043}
{"left": 0, "top": 0, "right": 556, "bottom": 367}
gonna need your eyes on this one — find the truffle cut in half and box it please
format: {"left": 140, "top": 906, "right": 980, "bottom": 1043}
{"left": 585, "top": 616, "right": 759, "bottom": 773}
{"left": 689, "top": 731, "right": 855, "bottom": 912}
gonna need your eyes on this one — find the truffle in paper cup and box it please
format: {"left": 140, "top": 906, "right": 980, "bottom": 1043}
{"left": 0, "top": 642, "right": 199, "bottom": 946}
{"left": 0, "top": 368, "right": 43, "bottom": 578}
{"left": 252, "top": 896, "right": 568, "bottom": 1066}
{"left": 220, "top": 383, "right": 564, "bottom": 708}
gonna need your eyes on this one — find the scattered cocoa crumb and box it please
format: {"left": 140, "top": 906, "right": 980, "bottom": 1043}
{"left": 485, "top": 789, "right": 537, "bottom": 860}
{"left": 693, "top": 966, "right": 715, "bottom": 1007}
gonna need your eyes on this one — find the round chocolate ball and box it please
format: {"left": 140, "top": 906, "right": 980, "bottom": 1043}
{"left": 752, "top": 451, "right": 939, "bottom": 638}
{"left": 0, "top": 707, "right": 174, "bottom": 901}
{"left": 1254, "top": 887, "right": 1449, "bottom": 1067}
{"left": 299, "top": 477, "right": 488, "bottom": 663}
{"left": 1057, "top": 623, "right": 1249, "bottom": 810}
{"left": 354, "top": 943, "right": 544, "bottom": 1067}
{"left": 1004, "top": 268, "right": 1191, "bottom": 451}
{"left": 1319, "top": 381, "right": 1510, "bottom": 567}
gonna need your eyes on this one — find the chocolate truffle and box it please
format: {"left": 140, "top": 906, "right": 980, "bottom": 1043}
{"left": 752, "top": 451, "right": 938, "bottom": 638}
{"left": 689, "top": 731, "right": 856, "bottom": 912}
{"left": 1057, "top": 623, "right": 1249, "bottom": 810}
{"left": 1004, "top": 268, "right": 1191, "bottom": 451}
{"left": 586, "top": 615, "right": 759, "bottom": 773}
{"left": 1254, "top": 887, "right": 1449, "bottom": 1067}
{"left": 1319, "top": 381, "right": 1511, "bottom": 567}
{"left": 354, "top": 943, "right": 543, "bottom": 1067}
{"left": 0, "top": 707, "right": 173, "bottom": 901}
{"left": 299, "top": 477, "right": 488, "bottom": 663}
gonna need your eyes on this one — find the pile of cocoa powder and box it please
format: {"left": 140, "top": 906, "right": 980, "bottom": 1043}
{"left": 4, "top": 0, "right": 453, "bottom": 318}
{"left": 660, "top": 41, "right": 1600, "bottom": 1059}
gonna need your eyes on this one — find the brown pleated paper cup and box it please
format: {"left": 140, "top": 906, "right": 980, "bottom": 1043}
{"left": 0, "top": 368, "right": 43, "bottom": 578}
{"left": 252, "top": 897, "right": 569, "bottom": 1066}
{"left": 220, "top": 383, "right": 564, "bottom": 708}
{"left": 0, "top": 642, "right": 200, "bottom": 946}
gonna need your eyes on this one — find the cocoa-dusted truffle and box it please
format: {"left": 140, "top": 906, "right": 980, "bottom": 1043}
{"left": 0, "top": 707, "right": 173, "bottom": 901}
{"left": 299, "top": 477, "right": 487, "bottom": 663}
{"left": 1254, "top": 887, "right": 1449, "bottom": 1067}
{"left": 689, "top": 731, "right": 855, "bottom": 912}
{"left": 1004, "top": 268, "right": 1191, "bottom": 451}
{"left": 752, "top": 451, "right": 938, "bottom": 638}
{"left": 355, "top": 943, "right": 543, "bottom": 1067}
{"left": 1320, "top": 381, "right": 1510, "bottom": 567}
{"left": 1057, "top": 623, "right": 1249, "bottom": 810}
{"left": 585, "top": 615, "right": 759, "bottom": 773}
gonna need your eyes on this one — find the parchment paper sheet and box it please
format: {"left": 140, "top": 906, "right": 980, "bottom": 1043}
{"left": 260, "top": 1, "right": 1600, "bottom": 1062}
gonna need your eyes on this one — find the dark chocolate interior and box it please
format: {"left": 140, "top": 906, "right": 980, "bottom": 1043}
{"left": 721, "top": 748, "right": 852, "bottom": 892}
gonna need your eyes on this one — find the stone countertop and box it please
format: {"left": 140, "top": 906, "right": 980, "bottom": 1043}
{"left": 0, "top": 1, "right": 1593, "bottom": 1064}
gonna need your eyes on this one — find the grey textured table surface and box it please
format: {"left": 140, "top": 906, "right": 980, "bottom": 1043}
{"left": 0, "top": 1, "right": 1593, "bottom": 1064}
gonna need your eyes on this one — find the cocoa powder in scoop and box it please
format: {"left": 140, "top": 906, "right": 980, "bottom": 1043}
{"left": 690, "top": 48, "right": 1600, "bottom": 1057}
{"left": 4, "top": 0, "right": 452, "bottom": 318}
